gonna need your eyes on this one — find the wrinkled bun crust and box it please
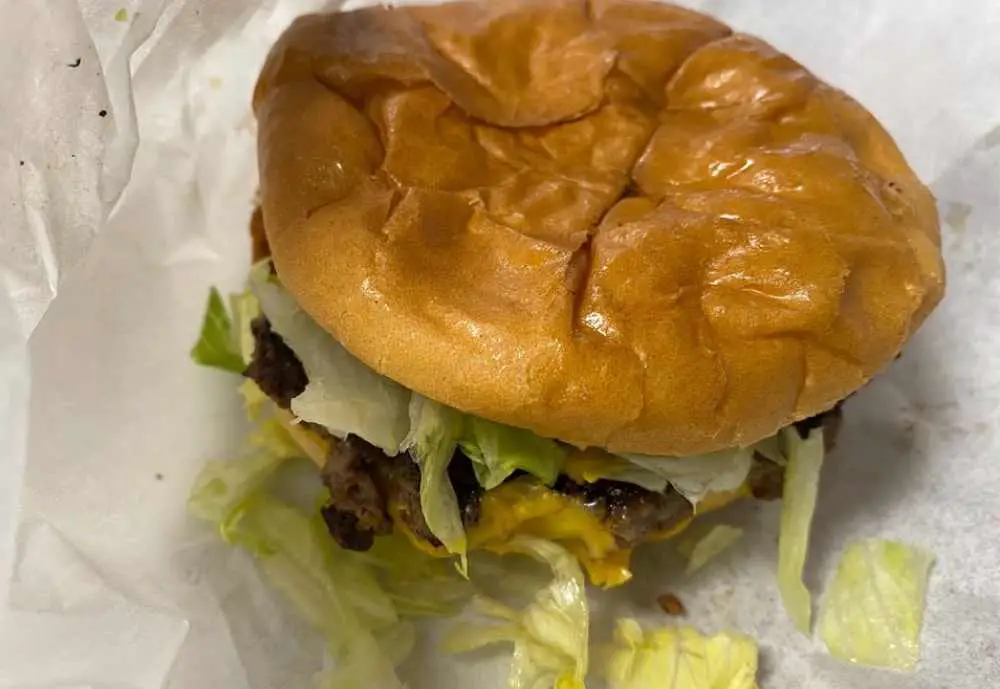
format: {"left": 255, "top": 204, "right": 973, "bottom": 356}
{"left": 254, "top": 0, "right": 944, "bottom": 455}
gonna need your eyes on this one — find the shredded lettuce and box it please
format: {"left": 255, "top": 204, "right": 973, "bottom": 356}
{"left": 252, "top": 278, "right": 411, "bottom": 454}
{"left": 354, "top": 534, "right": 474, "bottom": 618}
{"left": 190, "top": 286, "right": 245, "bottom": 374}
{"left": 617, "top": 447, "right": 755, "bottom": 506}
{"left": 601, "top": 618, "right": 759, "bottom": 689}
{"left": 230, "top": 289, "right": 261, "bottom": 366}
{"left": 226, "top": 493, "right": 409, "bottom": 689}
{"left": 229, "top": 495, "right": 399, "bottom": 629}
{"left": 247, "top": 417, "right": 304, "bottom": 458}
{"left": 563, "top": 449, "right": 671, "bottom": 493}
{"left": 239, "top": 379, "right": 270, "bottom": 420}
{"left": 313, "top": 632, "right": 409, "bottom": 689}
{"left": 313, "top": 621, "right": 414, "bottom": 689}
{"left": 403, "top": 395, "right": 468, "bottom": 564}
{"left": 570, "top": 434, "right": 791, "bottom": 507}
{"left": 818, "top": 539, "right": 934, "bottom": 670}
{"left": 467, "top": 550, "right": 555, "bottom": 605}
{"left": 188, "top": 450, "right": 289, "bottom": 529}
{"left": 676, "top": 524, "right": 745, "bottom": 575}
{"left": 460, "top": 416, "right": 568, "bottom": 490}
{"left": 777, "top": 427, "right": 825, "bottom": 634}
{"left": 187, "top": 406, "right": 309, "bottom": 527}
{"left": 188, "top": 446, "right": 438, "bottom": 688}
{"left": 751, "top": 434, "right": 785, "bottom": 466}
{"left": 444, "top": 538, "right": 589, "bottom": 689}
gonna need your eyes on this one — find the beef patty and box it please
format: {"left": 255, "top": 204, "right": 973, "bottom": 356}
{"left": 246, "top": 314, "right": 843, "bottom": 552}
{"left": 243, "top": 317, "right": 307, "bottom": 409}
{"left": 553, "top": 475, "right": 694, "bottom": 546}
{"left": 319, "top": 435, "right": 484, "bottom": 551}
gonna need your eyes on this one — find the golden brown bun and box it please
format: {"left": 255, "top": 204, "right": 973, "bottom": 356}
{"left": 253, "top": 0, "right": 945, "bottom": 456}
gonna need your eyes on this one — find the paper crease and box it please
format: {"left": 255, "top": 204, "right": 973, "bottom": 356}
{"left": 4, "top": 2, "right": 1000, "bottom": 689}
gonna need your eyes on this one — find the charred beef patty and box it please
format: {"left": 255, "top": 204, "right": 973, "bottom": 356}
{"left": 247, "top": 315, "right": 842, "bottom": 551}
{"left": 244, "top": 316, "right": 307, "bottom": 409}
{"left": 321, "top": 436, "right": 482, "bottom": 551}
{"left": 553, "top": 475, "right": 693, "bottom": 546}
{"left": 320, "top": 435, "right": 394, "bottom": 550}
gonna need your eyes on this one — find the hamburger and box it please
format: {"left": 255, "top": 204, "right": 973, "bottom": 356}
{"left": 200, "top": 0, "right": 944, "bottom": 589}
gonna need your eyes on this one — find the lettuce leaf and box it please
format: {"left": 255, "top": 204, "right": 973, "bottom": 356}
{"left": 230, "top": 494, "right": 399, "bottom": 630}
{"left": 189, "top": 446, "right": 414, "bottom": 688}
{"left": 190, "top": 287, "right": 245, "bottom": 374}
{"left": 187, "top": 409, "right": 309, "bottom": 527}
{"left": 354, "top": 534, "right": 474, "bottom": 618}
{"left": 239, "top": 379, "right": 270, "bottom": 420}
{"left": 188, "top": 450, "right": 289, "bottom": 529}
{"left": 459, "top": 417, "right": 568, "bottom": 490}
{"left": 226, "top": 494, "right": 409, "bottom": 689}
{"left": 751, "top": 434, "right": 785, "bottom": 466}
{"left": 314, "top": 624, "right": 413, "bottom": 689}
{"left": 601, "top": 618, "right": 759, "bottom": 689}
{"left": 252, "top": 278, "right": 411, "bottom": 454}
{"left": 230, "top": 289, "right": 261, "bottom": 366}
{"left": 818, "top": 539, "right": 934, "bottom": 670}
{"left": 247, "top": 417, "right": 306, "bottom": 459}
{"left": 563, "top": 449, "right": 670, "bottom": 493}
{"left": 444, "top": 538, "right": 589, "bottom": 689}
{"left": 571, "top": 433, "right": 789, "bottom": 506}
{"left": 777, "top": 427, "right": 825, "bottom": 634}
{"left": 676, "top": 524, "right": 745, "bottom": 575}
{"left": 403, "top": 395, "right": 468, "bottom": 563}
{"left": 617, "top": 447, "right": 754, "bottom": 506}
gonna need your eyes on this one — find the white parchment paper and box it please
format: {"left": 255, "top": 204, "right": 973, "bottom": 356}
{"left": 3, "top": 1, "right": 999, "bottom": 687}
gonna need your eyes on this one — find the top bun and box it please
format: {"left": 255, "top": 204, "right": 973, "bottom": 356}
{"left": 253, "top": 0, "right": 944, "bottom": 456}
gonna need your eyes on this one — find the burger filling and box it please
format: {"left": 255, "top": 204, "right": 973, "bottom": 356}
{"left": 244, "top": 307, "right": 842, "bottom": 585}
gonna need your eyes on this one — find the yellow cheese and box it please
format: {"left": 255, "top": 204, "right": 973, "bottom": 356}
{"left": 472, "top": 479, "right": 749, "bottom": 586}
{"left": 274, "top": 408, "right": 330, "bottom": 467}
{"left": 696, "top": 484, "right": 752, "bottom": 514}
{"left": 393, "top": 478, "right": 746, "bottom": 588}
{"left": 562, "top": 447, "right": 635, "bottom": 484}
{"left": 389, "top": 479, "right": 632, "bottom": 585}
{"left": 567, "top": 544, "right": 634, "bottom": 588}
{"left": 470, "top": 479, "right": 630, "bottom": 587}
{"left": 276, "top": 412, "right": 748, "bottom": 588}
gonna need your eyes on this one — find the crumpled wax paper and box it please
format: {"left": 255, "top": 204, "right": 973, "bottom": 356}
{"left": 2, "top": 1, "right": 999, "bottom": 687}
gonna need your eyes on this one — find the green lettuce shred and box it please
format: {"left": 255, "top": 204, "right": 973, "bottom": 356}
{"left": 230, "top": 289, "right": 261, "bottom": 366}
{"left": 444, "top": 538, "right": 589, "bottom": 689}
{"left": 188, "top": 450, "right": 288, "bottom": 529}
{"left": 190, "top": 286, "right": 245, "bottom": 374}
{"left": 459, "top": 416, "right": 568, "bottom": 490}
{"left": 619, "top": 447, "right": 755, "bottom": 506}
{"left": 189, "top": 414, "right": 473, "bottom": 687}
{"left": 225, "top": 493, "right": 409, "bottom": 688}
{"left": 403, "top": 395, "right": 468, "bottom": 565}
{"left": 818, "top": 539, "right": 934, "bottom": 670}
{"left": 353, "top": 534, "right": 473, "bottom": 618}
{"left": 601, "top": 618, "right": 759, "bottom": 689}
{"left": 777, "top": 427, "right": 825, "bottom": 634}
{"left": 252, "top": 277, "right": 411, "bottom": 454}
{"left": 677, "top": 524, "right": 745, "bottom": 575}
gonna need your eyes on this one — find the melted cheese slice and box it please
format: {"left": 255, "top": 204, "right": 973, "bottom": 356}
{"left": 279, "top": 408, "right": 748, "bottom": 588}
{"left": 275, "top": 408, "right": 329, "bottom": 465}
{"left": 471, "top": 479, "right": 635, "bottom": 587}
{"left": 562, "top": 446, "right": 637, "bottom": 484}
{"left": 395, "top": 478, "right": 747, "bottom": 588}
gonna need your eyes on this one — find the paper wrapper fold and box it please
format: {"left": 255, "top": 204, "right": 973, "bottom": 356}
{"left": 3, "top": 1, "right": 1000, "bottom": 687}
